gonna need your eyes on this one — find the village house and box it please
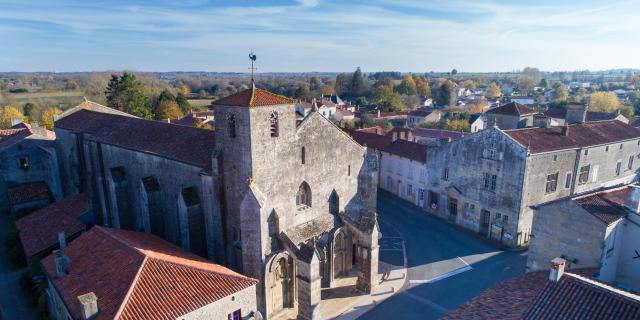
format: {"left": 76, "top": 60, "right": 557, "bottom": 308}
{"left": 425, "top": 120, "right": 640, "bottom": 248}
{"left": 0, "top": 121, "right": 62, "bottom": 215}
{"left": 528, "top": 184, "right": 640, "bottom": 293}
{"left": 407, "top": 109, "right": 441, "bottom": 127}
{"left": 43, "top": 226, "right": 258, "bottom": 320}
{"left": 170, "top": 110, "right": 215, "bottom": 129}
{"left": 54, "top": 86, "right": 381, "bottom": 320}
{"left": 543, "top": 103, "right": 629, "bottom": 127}
{"left": 468, "top": 113, "right": 485, "bottom": 133}
{"left": 378, "top": 140, "right": 429, "bottom": 207}
{"left": 370, "top": 110, "right": 408, "bottom": 127}
{"left": 484, "top": 102, "right": 538, "bottom": 129}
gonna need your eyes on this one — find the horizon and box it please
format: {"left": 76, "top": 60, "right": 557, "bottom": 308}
{"left": 1, "top": 0, "right": 640, "bottom": 73}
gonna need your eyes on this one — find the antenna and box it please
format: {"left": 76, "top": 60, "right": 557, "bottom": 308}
{"left": 248, "top": 50, "right": 257, "bottom": 86}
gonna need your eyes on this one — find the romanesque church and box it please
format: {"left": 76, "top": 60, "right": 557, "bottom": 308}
{"left": 54, "top": 86, "right": 380, "bottom": 319}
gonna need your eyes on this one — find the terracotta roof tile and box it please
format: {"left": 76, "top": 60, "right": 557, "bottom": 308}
{"left": 486, "top": 102, "right": 537, "bottom": 116}
{"left": 573, "top": 187, "right": 630, "bottom": 225}
{"left": 55, "top": 110, "right": 215, "bottom": 170}
{"left": 15, "top": 193, "right": 88, "bottom": 256}
{"left": 7, "top": 181, "right": 51, "bottom": 205}
{"left": 344, "top": 129, "right": 392, "bottom": 150}
{"left": 0, "top": 122, "right": 33, "bottom": 149}
{"left": 212, "top": 87, "right": 295, "bottom": 107}
{"left": 380, "top": 139, "right": 428, "bottom": 163}
{"left": 504, "top": 120, "right": 640, "bottom": 153}
{"left": 42, "top": 226, "right": 257, "bottom": 320}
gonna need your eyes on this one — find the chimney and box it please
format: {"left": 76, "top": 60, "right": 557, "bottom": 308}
{"left": 407, "top": 130, "right": 413, "bottom": 142}
{"left": 377, "top": 110, "right": 381, "bottom": 118}
{"left": 58, "top": 231, "right": 66, "bottom": 250}
{"left": 54, "top": 249, "right": 70, "bottom": 278}
{"left": 549, "top": 257, "right": 566, "bottom": 282}
{"left": 561, "top": 124, "right": 569, "bottom": 136}
{"left": 78, "top": 292, "right": 99, "bottom": 320}
{"left": 565, "top": 103, "right": 588, "bottom": 124}
{"left": 392, "top": 131, "right": 398, "bottom": 142}
{"left": 624, "top": 186, "right": 640, "bottom": 214}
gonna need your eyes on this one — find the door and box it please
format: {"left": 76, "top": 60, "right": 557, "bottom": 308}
{"left": 448, "top": 198, "right": 458, "bottom": 222}
{"left": 417, "top": 189, "right": 425, "bottom": 207}
{"left": 397, "top": 180, "right": 402, "bottom": 196}
{"left": 480, "top": 210, "right": 491, "bottom": 237}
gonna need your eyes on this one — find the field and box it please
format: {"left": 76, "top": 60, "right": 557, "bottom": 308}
{"left": 0, "top": 90, "right": 85, "bottom": 109}
{"left": 187, "top": 99, "right": 213, "bottom": 110}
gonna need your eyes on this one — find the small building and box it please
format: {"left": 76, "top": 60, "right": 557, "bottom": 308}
{"left": 333, "top": 109, "right": 355, "bottom": 124}
{"left": 445, "top": 260, "right": 640, "bottom": 319}
{"left": 378, "top": 140, "right": 429, "bottom": 207}
{"left": 468, "top": 114, "right": 485, "bottom": 133}
{"left": 407, "top": 109, "right": 441, "bottom": 127}
{"left": 371, "top": 110, "right": 408, "bottom": 127}
{"left": 509, "top": 96, "right": 536, "bottom": 105}
{"left": 43, "top": 226, "right": 258, "bottom": 320}
{"left": 411, "top": 128, "right": 464, "bottom": 145}
{"left": 7, "top": 181, "right": 54, "bottom": 216}
{"left": 170, "top": 111, "right": 214, "bottom": 129}
{"left": 15, "top": 193, "right": 89, "bottom": 259}
{"left": 484, "top": 102, "right": 538, "bottom": 129}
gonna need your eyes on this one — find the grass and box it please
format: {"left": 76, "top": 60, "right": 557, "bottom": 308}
{"left": 0, "top": 90, "right": 85, "bottom": 109}
{"left": 187, "top": 99, "right": 213, "bottom": 110}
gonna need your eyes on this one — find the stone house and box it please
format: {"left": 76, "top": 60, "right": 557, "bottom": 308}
{"left": 529, "top": 184, "right": 640, "bottom": 292}
{"left": 0, "top": 122, "right": 62, "bottom": 214}
{"left": 407, "top": 109, "right": 441, "bottom": 127}
{"left": 43, "top": 226, "right": 258, "bottom": 320}
{"left": 55, "top": 86, "right": 380, "bottom": 320}
{"left": 468, "top": 114, "right": 485, "bottom": 133}
{"left": 484, "top": 102, "right": 538, "bottom": 129}
{"left": 425, "top": 120, "right": 640, "bottom": 248}
{"left": 378, "top": 140, "right": 429, "bottom": 207}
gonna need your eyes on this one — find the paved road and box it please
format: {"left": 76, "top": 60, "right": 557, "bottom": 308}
{"left": 362, "top": 192, "right": 526, "bottom": 320}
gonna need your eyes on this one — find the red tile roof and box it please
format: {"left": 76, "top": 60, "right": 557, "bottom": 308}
{"left": 380, "top": 139, "right": 428, "bottom": 163}
{"left": 543, "top": 108, "right": 567, "bottom": 119}
{"left": 15, "top": 193, "right": 88, "bottom": 256}
{"left": 344, "top": 129, "right": 393, "bottom": 150}
{"left": 573, "top": 187, "right": 630, "bottom": 224}
{"left": 504, "top": 120, "right": 640, "bottom": 153}
{"left": 42, "top": 226, "right": 257, "bottom": 320}
{"left": 7, "top": 181, "right": 51, "bottom": 205}
{"left": 0, "top": 122, "right": 33, "bottom": 149}
{"left": 212, "top": 87, "right": 295, "bottom": 107}
{"left": 446, "top": 269, "right": 640, "bottom": 320}
{"left": 55, "top": 110, "right": 216, "bottom": 170}
{"left": 408, "top": 109, "right": 434, "bottom": 117}
{"left": 486, "top": 102, "right": 537, "bottom": 116}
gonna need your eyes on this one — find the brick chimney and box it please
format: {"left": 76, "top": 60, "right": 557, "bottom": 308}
{"left": 625, "top": 186, "right": 640, "bottom": 214}
{"left": 54, "top": 249, "right": 70, "bottom": 278}
{"left": 78, "top": 292, "right": 99, "bottom": 320}
{"left": 565, "top": 103, "right": 588, "bottom": 124}
{"left": 549, "top": 257, "right": 566, "bottom": 282}
{"left": 561, "top": 123, "right": 569, "bottom": 136}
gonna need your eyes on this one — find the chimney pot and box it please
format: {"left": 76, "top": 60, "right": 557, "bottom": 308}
{"left": 78, "top": 292, "right": 99, "bottom": 320}
{"left": 58, "top": 231, "right": 66, "bottom": 249}
{"left": 624, "top": 186, "right": 640, "bottom": 214}
{"left": 561, "top": 124, "right": 569, "bottom": 136}
{"left": 549, "top": 257, "right": 566, "bottom": 282}
{"left": 54, "top": 250, "right": 70, "bottom": 278}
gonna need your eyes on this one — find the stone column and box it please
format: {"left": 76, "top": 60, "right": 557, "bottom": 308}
{"left": 297, "top": 250, "right": 322, "bottom": 320}
{"left": 356, "top": 244, "right": 379, "bottom": 293}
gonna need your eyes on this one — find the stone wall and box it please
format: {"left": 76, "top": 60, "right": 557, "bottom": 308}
{"left": 181, "top": 285, "right": 258, "bottom": 320}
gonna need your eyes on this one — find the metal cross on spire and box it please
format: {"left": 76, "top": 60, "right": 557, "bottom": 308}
{"left": 248, "top": 50, "right": 257, "bottom": 86}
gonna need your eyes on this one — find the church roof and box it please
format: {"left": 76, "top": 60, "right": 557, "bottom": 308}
{"left": 42, "top": 226, "right": 257, "bottom": 320}
{"left": 212, "top": 87, "right": 295, "bottom": 107}
{"left": 55, "top": 109, "right": 216, "bottom": 170}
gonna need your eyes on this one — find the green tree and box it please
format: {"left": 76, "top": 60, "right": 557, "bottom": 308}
{"left": 373, "top": 86, "right": 404, "bottom": 111}
{"left": 154, "top": 100, "right": 184, "bottom": 120}
{"left": 539, "top": 78, "right": 551, "bottom": 89}
{"left": 486, "top": 82, "right": 502, "bottom": 99}
{"left": 518, "top": 67, "right": 541, "bottom": 94}
{"left": 294, "top": 83, "right": 311, "bottom": 100}
{"left": 550, "top": 83, "right": 568, "bottom": 107}
{"left": 415, "top": 77, "right": 431, "bottom": 96}
{"left": 451, "top": 69, "right": 458, "bottom": 75}
{"left": 41, "top": 107, "right": 62, "bottom": 130}
{"left": 22, "top": 102, "right": 40, "bottom": 120}
{"left": 334, "top": 73, "right": 351, "bottom": 96}
{"left": 105, "top": 72, "right": 153, "bottom": 118}
{"left": 436, "top": 80, "right": 457, "bottom": 107}
{"left": 0, "top": 106, "right": 26, "bottom": 129}
{"left": 350, "top": 67, "right": 365, "bottom": 96}
{"left": 396, "top": 75, "right": 417, "bottom": 95}
{"left": 175, "top": 92, "right": 191, "bottom": 113}
{"left": 589, "top": 91, "right": 619, "bottom": 112}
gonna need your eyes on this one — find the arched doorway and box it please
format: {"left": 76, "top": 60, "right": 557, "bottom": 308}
{"left": 267, "top": 253, "right": 294, "bottom": 316}
{"left": 333, "top": 232, "right": 348, "bottom": 278}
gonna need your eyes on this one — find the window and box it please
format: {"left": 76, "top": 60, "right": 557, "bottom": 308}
{"left": 565, "top": 172, "right": 572, "bottom": 189}
{"left": 228, "top": 114, "right": 236, "bottom": 138}
{"left": 228, "top": 309, "right": 241, "bottom": 320}
{"left": 545, "top": 172, "right": 559, "bottom": 194}
{"left": 448, "top": 198, "right": 458, "bottom": 216}
{"left": 385, "top": 176, "right": 392, "bottom": 189}
{"left": 429, "top": 191, "right": 439, "bottom": 209}
{"left": 301, "top": 147, "right": 306, "bottom": 164}
{"left": 616, "top": 160, "right": 622, "bottom": 176}
{"left": 419, "top": 168, "right": 427, "bottom": 182}
{"left": 406, "top": 184, "right": 413, "bottom": 196}
{"left": 628, "top": 155, "right": 634, "bottom": 170}
{"left": 553, "top": 155, "right": 557, "bottom": 161}
{"left": 396, "top": 161, "right": 403, "bottom": 176}
{"left": 18, "top": 157, "right": 29, "bottom": 171}
{"left": 592, "top": 165, "right": 599, "bottom": 182}
{"left": 503, "top": 215, "right": 509, "bottom": 223}
{"left": 488, "top": 148, "right": 497, "bottom": 159}
{"left": 386, "top": 159, "right": 393, "bottom": 172}
{"left": 620, "top": 143, "right": 624, "bottom": 150}
{"left": 584, "top": 149, "right": 589, "bottom": 156}
{"left": 442, "top": 167, "right": 449, "bottom": 181}
{"left": 296, "top": 182, "right": 312, "bottom": 209}
{"left": 578, "top": 165, "right": 590, "bottom": 185}
{"left": 348, "top": 165, "right": 351, "bottom": 176}
{"left": 495, "top": 213, "right": 502, "bottom": 221}
{"left": 408, "top": 165, "right": 414, "bottom": 180}
{"left": 483, "top": 173, "right": 497, "bottom": 191}
{"left": 270, "top": 111, "right": 279, "bottom": 137}
{"left": 329, "top": 191, "right": 339, "bottom": 215}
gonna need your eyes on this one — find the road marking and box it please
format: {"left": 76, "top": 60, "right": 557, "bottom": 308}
{"left": 401, "top": 290, "right": 451, "bottom": 315}
{"left": 409, "top": 265, "right": 473, "bottom": 284}
{"left": 457, "top": 256, "right": 471, "bottom": 267}
{"left": 520, "top": 251, "right": 529, "bottom": 256}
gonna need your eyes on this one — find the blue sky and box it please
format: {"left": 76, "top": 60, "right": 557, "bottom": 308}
{"left": 1, "top": 0, "right": 639, "bottom": 72}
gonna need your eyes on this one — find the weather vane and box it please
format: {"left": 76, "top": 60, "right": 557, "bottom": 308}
{"left": 249, "top": 50, "right": 257, "bottom": 84}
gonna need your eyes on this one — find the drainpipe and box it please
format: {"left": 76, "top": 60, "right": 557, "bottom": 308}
{"left": 570, "top": 148, "right": 582, "bottom": 196}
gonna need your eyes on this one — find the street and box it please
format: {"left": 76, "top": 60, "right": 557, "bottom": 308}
{"left": 363, "top": 191, "right": 526, "bottom": 319}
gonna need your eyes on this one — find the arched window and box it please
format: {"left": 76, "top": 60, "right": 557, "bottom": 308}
{"left": 228, "top": 114, "right": 236, "bottom": 138}
{"left": 296, "top": 182, "right": 312, "bottom": 208}
{"left": 329, "top": 190, "right": 339, "bottom": 214}
{"left": 270, "top": 111, "right": 279, "bottom": 137}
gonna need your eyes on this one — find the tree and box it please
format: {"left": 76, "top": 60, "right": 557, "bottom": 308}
{"left": 105, "top": 72, "right": 153, "bottom": 118}
{"left": 518, "top": 67, "right": 541, "bottom": 94}
{"left": 396, "top": 75, "right": 417, "bottom": 95}
{"left": 294, "top": 83, "right": 310, "bottom": 100}
{"left": 486, "top": 82, "right": 502, "bottom": 99}
{"left": 179, "top": 84, "right": 190, "bottom": 96}
{"left": 415, "top": 77, "right": 431, "bottom": 96}
{"left": 175, "top": 93, "right": 191, "bottom": 113}
{"left": 334, "top": 73, "right": 351, "bottom": 96}
{"left": 550, "top": 83, "right": 568, "bottom": 107}
{"left": 461, "top": 79, "right": 476, "bottom": 89}
{"left": 350, "top": 67, "right": 365, "bottom": 96}
{"left": 451, "top": 69, "right": 458, "bottom": 75}
{"left": 309, "top": 76, "right": 322, "bottom": 91}
{"left": 588, "top": 91, "right": 619, "bottom": 112}
{"left": 22, "top": 102, "right": 41, "bottom": 121}
{"left": 41, "top": 107, "right": 62, "bottom": 130}
{"left": 0, "top": 106, "right": 26, "bottom": 129}
{"left": 436, "top": 80, "right": 457, "bottom": 107}
{"left": 154, "top": 100, "right": 184, "bottom": 120}
{"left": 539, "top": 78, "right": 551, "bottom": 89}
{"left": 373, "top": 86, "right": 404, "bottom": 111}
{"left": 620, "top": 104, "right": 635, "bottom": 118}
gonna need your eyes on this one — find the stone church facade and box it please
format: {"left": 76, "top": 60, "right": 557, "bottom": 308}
{"left": 54, "top": 88, "right": 380, "bottom": 319}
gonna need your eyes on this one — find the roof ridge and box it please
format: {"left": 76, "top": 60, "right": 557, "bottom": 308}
{"left": 144, "top": 255, "right": 258, "bottom": 284}
{"left": 95, "top": 226, "right": 148, "bottom": 258}
{"left": 113, "top": 255, "right": 150, "bottom": 320}
{"left": 565, "top": 272, "right": 640, "bottom": 303}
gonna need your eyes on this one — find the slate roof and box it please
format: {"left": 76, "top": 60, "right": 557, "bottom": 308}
{"left": 586, "top": 111, "right": 622, "bottom": 122}
{"left": 344, "top": 129, "right": 392, "bottom": 150}
{"left": 15, "top": 193, "right": 88, "bottom": 257}
{"left": 412, "top": 128, "right": 464, "bottom": 141}
{"left": 408, "top": 109, "right": 434, "bottom": 117}
{"left": 0, "top": 122, "right": 33, "bottom": 149}
{"left": 504, "top": 120, "right": 640, "bottom": 153}
{"left": 212, "top": 87, "right": 295, "bottom": 107}
{"left": 380, "top": 139, "right": 428, "bottom": 163}
{"left": 42, "top": 226, "right": 257, "bottom": 320}
{"left": 55, "top": 110, "right": 216, "bottom": 170}
{"left": 544, "top": 108, "right": 567, "bottom": 119}
{"left": 445, "top": 269, "right": 640, "bottom": 320}
{"left": 629, "top": 116, "right": 640, "bottom": 128}
{"left": 573, "top": 187, "right": 630, "bottom": 225}
{"left": 7, "top": 181, "right": 51, "bottom": 205}
{"left": 486, "top": 102, "right": 537, "bottom": 116}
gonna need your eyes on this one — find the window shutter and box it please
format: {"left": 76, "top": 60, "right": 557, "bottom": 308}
{"left": 499, "top": 152, "right": 504, "bottom": 160}
{"left": 482, "top": 149, "right": 487, "bottom": 158}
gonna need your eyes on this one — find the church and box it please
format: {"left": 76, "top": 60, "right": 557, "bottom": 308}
{"left": 54, "top": 86, "right": 380, "bottom": 319}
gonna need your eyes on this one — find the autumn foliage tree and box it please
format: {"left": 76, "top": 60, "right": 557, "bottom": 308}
{"left": 41, "top": 107, "right": 62, "bottom": 130}
{"left": 588, "top": 91, "right": 619, "bottom": 112}
{"left": 0, "top": 106, "right": 26, "bottom": 129}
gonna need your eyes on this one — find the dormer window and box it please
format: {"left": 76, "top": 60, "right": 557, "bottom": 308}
{"left": 228, "top": 114, "right": 236, "bottom": 138}
{"left": 270, "top": 111, "right": 279, "bottom": 137}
